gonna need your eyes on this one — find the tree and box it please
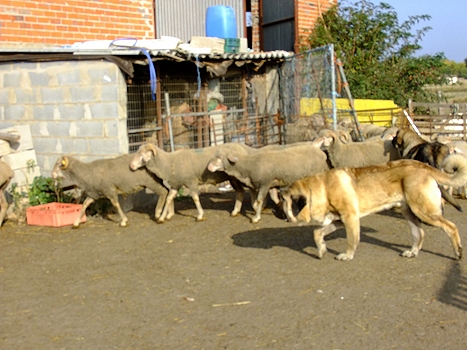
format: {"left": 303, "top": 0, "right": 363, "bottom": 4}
{"left": 302, "top": 1, "right": 447, "bottom": 106}
{"left": 442, "top": 60, "right": 467, "bottom": 78}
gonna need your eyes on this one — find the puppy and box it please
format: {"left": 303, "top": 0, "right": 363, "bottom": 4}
{"left": 280, "top": 155, "right": 467, "bottom": 261}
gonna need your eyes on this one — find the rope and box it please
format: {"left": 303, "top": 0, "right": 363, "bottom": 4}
{"left": 110, "top": 38, "right": 157, "bottom": 100}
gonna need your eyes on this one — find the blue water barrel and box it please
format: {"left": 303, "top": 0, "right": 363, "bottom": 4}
{"left": 206, "top": 5, "right": 237, "bottom": 38}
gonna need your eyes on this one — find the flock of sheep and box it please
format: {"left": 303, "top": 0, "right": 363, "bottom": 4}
{"left": 0, "top": 122, "right": 465, "bottom": 229}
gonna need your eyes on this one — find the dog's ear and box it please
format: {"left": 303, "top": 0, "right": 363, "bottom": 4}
{"left": 296, "top": 189, "right": 313, "bottom": 223}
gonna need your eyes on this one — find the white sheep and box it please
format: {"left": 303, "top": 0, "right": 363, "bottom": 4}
{"left": 51, "top": 154, "right": 173, "bottom": 228}
{"left": 0, "top": 160, "right": 14, "bottom": 227}
{"left": 130, "top": 142, "right": 249, "bottom": 222}
{"left": 320, "top": 130, "right": 400, "bottom": 168}
{"left": 207, "top": 142, "right": 330, "bottom": 223}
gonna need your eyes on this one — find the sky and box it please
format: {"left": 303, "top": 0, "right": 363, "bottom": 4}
{"left": 347, "top": 0, "right": 467, "bottom": 62}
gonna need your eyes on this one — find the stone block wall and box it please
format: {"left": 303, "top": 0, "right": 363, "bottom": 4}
{"left": 0, "top": 60, "right": 128, "bottom": 176}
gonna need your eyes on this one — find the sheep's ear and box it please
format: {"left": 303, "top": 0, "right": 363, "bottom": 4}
{"left": 227, "top": 154, "right": 239, "bottom": 164}
{"left": 60, "top": 156, "right": 69, "bottom": 169}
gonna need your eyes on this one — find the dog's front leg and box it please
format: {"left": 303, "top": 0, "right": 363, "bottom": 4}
{"left": 336, "top": 216, "right": 360, "bottom": 261}
{"left": 314, "top": 223, "right": 338, "bottom": 258}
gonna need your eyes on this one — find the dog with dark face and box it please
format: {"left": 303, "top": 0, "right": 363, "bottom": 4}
{"left": 392, "top": 128, "right": 462, "bottom": 211}
{"left": 392, "top": 128, "right": 450, "bottom": 168}
{"left": 280, "top": 155, "right": 467, "bottom": 261}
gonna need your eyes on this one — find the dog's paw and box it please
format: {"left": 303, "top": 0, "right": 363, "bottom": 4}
{"left": 335, "top": 253, "right": 354, "bottom": 261}
{"left": 317, "top": 247, "right": 327, "bottom": 259}
{"left": 401, "top": 249, "right": 418, "bottom": 258}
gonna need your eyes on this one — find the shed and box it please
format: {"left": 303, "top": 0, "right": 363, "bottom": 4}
{"left": 0, "top": 42, "right": 293, "bottom": 177}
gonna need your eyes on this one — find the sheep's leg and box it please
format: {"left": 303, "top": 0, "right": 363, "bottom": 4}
{"left": 108, "top": 196, "right": 129, "bottom": 227}
{"left": 0, "top": 190, "right": 8, "bottom": 227}
{"left": 268, "top": 188, "right": 280, "bottom": 205}
{"left": 229, "top": 180, "right": 245, "bottom": 217}
{"left": 73, "top": 197, "right": 94, "bottom": 228}
{"left": 249, "top": 189, "right": 258, "bottom": 210}
{"left": 190, "top": 191, "right": 205, "bottom": 221}
{"left": 231, "top": 190, "right": 245, "bottom": 216}
{"left": 154, "top": 191, "right": 168, "bottom": 220}
{"left": 251, "top": 187, "right": 270, "bottom": 223}
{"left": 165, "top": 200, "right": 175, "bottom": 221}
{"left": 158, "top": 189, "right": 178, "bottom": 223}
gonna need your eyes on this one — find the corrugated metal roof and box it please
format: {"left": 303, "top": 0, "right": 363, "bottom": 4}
{"left": 0, "top": 47, "right": 294, "bottom": 62}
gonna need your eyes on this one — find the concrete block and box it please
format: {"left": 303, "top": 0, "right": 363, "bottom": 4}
{"left": 8, "top": 165, "right": 41, "bottom": 191}
{"left": 190, "top": 36, "right": 225, "bottom": 53}
{"left": 0, "top": 140, "right": 10, "bottom": 156}
{"left": 58, "top": 104, "right": 85, "bottom": 120}
{"left": 76, "top": 121, "right": 104, "bottom": 137}
{"left": 47, "top": 121, "right": 73, "bottom": 137}
{"left": 89, "top": 102, "right": 119, "bottom": 119}
{"left": 59, "top": 138, "right": 88, "bottom": 154}
{"left": 3, "top": 71, "right": 21, "bottom": 87}
{"left": 70, "top": 86, "right": 96, "bottom": 103}
{"left": 29, "top": 71, "right": 52, "bottom": 86}
{"left": 57, "top": 69, "right": 81, "bottom": 85}
{"left": 41, "top": 86, "right": 65, "bottom": 104}
{"left": 0, "top": 124, "right": 34, "bottom": 151}
{"left": 15, "top": 88, "right": 37, "bottom": 103}
{"left": 2, "top": 149, "right": 38, "bottom": 170}
{"left": 3, "top": 105, "right": 26, "bottom": 120}
{"left": 88, "top": 138, "right": 121, "bottom": 154}
{"left": 100, "top": 86, "right": 119, "bottom": 101}
{"left": 33, "top": 105, "right": 55, "bottom": 120}
{"left": 0, "top": 89, "right": 9, "bottom": 104}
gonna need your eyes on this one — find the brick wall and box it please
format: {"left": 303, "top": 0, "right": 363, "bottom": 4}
{"left": 296, "top": 0, "right": 337, "bottom": 50}
{"left": 0, "top": 0, "right": 155, "bottom": 46}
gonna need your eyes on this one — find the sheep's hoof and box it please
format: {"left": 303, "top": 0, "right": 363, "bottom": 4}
{"left": 119, "top": 222, "right": 128, "bottom": 227}
{"left": 72, "top": 224, "right": 80, "bottom": 229}
{"left": 156, "top": 219, "right": 165, "bottom": 224}
{"left": 230, "top": 212, "right": 239, "bottom": 217}
{"left": 196, "top": 217, "right": 206, "bottom": 222}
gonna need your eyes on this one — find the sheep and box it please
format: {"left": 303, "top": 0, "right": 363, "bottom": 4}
{"left": 350, "top": 124, "right": 388, "bottom": 141}
{"left": 51, "top": 154, "right": 172, "bottom": 228}
{"left": 439, "top": 139, "right": 467, "bottom": 197}
{"left": 207, "top": 142, "right": 330, "bottom": 223}
{"left": 320, "top": 129, "right": 401, "bottom": 168}
{"left": 0, "top": 159, "right": 14, "bottom": 227}
{"left": 129, "top": 142, "right": 249, "bottom": 222}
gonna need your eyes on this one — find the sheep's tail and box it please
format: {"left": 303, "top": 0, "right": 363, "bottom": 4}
{"left": 437, "top": 154, "right": 467, "bottom": 212}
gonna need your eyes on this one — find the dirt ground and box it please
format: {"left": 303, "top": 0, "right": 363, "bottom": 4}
{"left": 1, "top": 191, "right": 467, "bottom": 350}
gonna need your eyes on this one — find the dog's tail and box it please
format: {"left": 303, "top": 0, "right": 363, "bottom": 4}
{"left": 436, "top": 154, "right": 467, "bottom": 212}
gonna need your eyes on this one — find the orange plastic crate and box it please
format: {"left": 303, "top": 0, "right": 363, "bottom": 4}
{"left": 26, "top": 202, "right": 85, "bottom": 227}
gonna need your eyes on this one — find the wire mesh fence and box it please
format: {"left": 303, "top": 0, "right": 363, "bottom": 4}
{"left": 280, "top": 44, "right": 340, "bottom": 124}
{"left": 127, "top": 74, "right": 284, "bottom": 152}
